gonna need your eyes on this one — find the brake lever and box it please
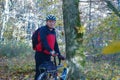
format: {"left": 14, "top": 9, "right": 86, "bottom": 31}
{"left": 53, "top": 56, "right": 57, "bottom": 66}
{"left": 58, "top": 57, "right": 61, "bottom": 65}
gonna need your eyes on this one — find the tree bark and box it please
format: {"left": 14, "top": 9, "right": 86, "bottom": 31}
{"left": 62, "top": 0, "right": 84, "bottom": 79}
{"left": 62, "top": 0, "right": 82, "bottom": 59}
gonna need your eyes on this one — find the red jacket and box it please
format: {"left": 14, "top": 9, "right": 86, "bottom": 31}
{"left": 34, "top": 25, "right": 60, "bottom": 55}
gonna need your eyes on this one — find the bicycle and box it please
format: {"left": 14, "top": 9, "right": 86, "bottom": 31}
{"left": 37, "top": 56, "right": 68, "bottom": 80}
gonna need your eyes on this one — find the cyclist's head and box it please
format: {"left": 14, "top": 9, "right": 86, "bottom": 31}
{"left": 46, "top": 15, "right": 56, "bottom": 29}
{"left": 46, "top": 15, "right": 56, "bottom": 21}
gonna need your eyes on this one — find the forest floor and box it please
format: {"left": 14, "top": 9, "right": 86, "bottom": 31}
{"left": 0, "top": 54, "right": 120, "bottom": 80}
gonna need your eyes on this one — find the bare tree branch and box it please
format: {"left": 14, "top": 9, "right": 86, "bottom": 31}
{"left": 104, "top": 0, "right": 120, "bottom": 17}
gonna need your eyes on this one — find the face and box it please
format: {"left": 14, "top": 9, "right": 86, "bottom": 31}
{"left": 46, "top": 20, "right": 56, "bottom": 29}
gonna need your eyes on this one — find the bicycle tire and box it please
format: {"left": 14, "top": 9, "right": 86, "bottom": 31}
{"left": 52, "top": 72, "right": 58, "bottom": 80}
{"left": 37, "top": 72, "right": 47, "bottom": 80}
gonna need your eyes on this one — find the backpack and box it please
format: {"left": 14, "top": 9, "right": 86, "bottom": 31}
{"left": 32, "top": 28, "right": 42, "bottom": 51}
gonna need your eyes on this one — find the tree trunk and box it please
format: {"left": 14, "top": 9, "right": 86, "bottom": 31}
{"left": 62, "top": 0, "right": 84, "bottom": 79}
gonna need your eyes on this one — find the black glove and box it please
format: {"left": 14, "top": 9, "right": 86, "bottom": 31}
{"left": 58, "top": 55, "right": 65, "bottom": 60}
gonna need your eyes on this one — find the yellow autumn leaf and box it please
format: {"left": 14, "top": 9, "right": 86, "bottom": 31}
{"left": 76, "top": 26, "right": 85, "bottom": 33}
{"left": 63, "top": 61, "right": 67, "bottom": 68}
{"left": 102, "top": 41, "right": 120, "bottom": 54}
{"left": 112, "top": 75, "right": 120, "bottom": 80}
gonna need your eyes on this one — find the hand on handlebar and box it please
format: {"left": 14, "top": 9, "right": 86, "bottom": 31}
{"left": 50, "top": 50, "right": 58, "bottom": 57}
{"left": 58, "top": 54, "right": 66, "bottom": 60}
{"left": 50, "top": 51, "right": 66, "bottom": 60}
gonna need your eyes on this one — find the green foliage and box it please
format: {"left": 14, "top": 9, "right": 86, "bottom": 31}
{"left": 75, "top": 46, "right": 86, "bottom": 67}
{"left": 84, "top": 61, "right": 120, "bottom": 80}
{"left": 3, "top": 20, "right": 14, "bottom": 40}
{"left": 82, "top": 13, "right": 120, "bottom": 79}
{"left": 96, "top": 13, "right": 120, "bottom": 41}
{"left": 84, "top": 13, "right": 120, "bottom": 55}
{"left": 0, "top": 55, "right": 35, "bottom": 80}
{"left": 8, "top": 56, "right": 34, "bottom": 74}
{"left": 0, "top": 40, "right": 33, "bottom": 58}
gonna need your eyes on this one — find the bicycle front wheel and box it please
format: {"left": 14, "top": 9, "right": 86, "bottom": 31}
{"left": 37, "top": 72, "right": 47, "bottom": 80}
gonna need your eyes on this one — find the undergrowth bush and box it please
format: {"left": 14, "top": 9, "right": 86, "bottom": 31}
{"left": 0, "top": 40, "right": 33, "bottom": 58}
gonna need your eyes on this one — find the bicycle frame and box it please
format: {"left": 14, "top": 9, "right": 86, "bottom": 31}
{"left": 37, "top": 56, "right": 68, "bottom": 80}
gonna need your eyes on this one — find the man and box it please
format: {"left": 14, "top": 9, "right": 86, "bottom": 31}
{"left": 34, "top": 15, "right": 64, "bottom": 80}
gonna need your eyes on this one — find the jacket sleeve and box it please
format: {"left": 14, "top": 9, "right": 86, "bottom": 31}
{"left": 54, "top": 36, "right": 61, "bottom": 55}
{"left": 39, "top": 28, "right": 52, "bottom": 54}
